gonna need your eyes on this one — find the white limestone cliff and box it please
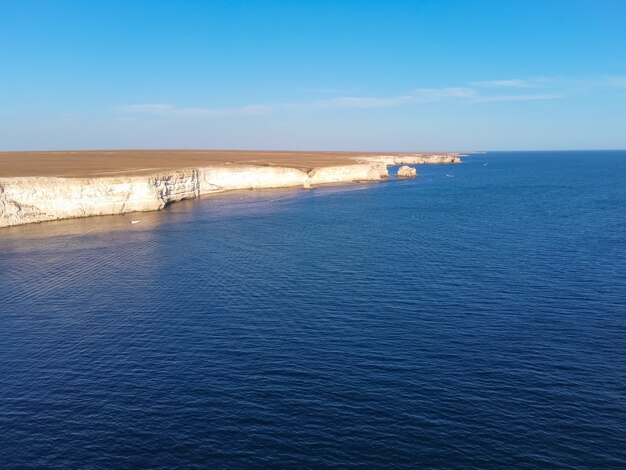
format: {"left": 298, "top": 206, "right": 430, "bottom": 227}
{"left": 0, "top": 163, "right": 389, "bottom": 228}
{"left": 0, "top": 154, "right": 460, "bottom": 228}
{"left": 357, "top": 153, "right": 462, "bottom": 165}
{"left": 307, "top": 163, "right": 388, "bottom": 185}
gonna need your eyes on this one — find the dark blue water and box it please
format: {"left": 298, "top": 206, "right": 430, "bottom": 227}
{"left": 1, "top": 151, "right": 625, "bottom": 468}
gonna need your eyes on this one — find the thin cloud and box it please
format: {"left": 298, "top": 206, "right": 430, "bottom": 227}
{"left": 473, "top": 93, "right": 563, "bottom": 103}
{"left": 289, "top": 85, "right": 558, "bottom": 110}
{"left": 302, "top": 94, "right": 415, "bottom": 109}
{"left": 298, "top": 87, "right": 355, "bottom": 94}
{"left": 597, "top": 76, "right": 626, "bottom": 88}
{"left": 473, "top": 75, "right": 626, "bottom": 90}
{"left": 119, "top": 103, "right": 272, "bottom": 118}
{"left": 290, "top": 87, "right": 478, "bottom": 110}
{"left": 118, "top": 75, "right": 625, "bottom": 118}
{"left": 471, "top": 78, "right": 552, "bottom": 88}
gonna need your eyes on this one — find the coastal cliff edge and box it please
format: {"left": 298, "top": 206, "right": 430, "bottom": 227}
{"left": 0, "top": 153, "right": 460, "bottom": 227}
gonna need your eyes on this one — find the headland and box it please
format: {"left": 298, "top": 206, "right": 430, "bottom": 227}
{"left": 0, "top": 150, "right": 460, "bottom": 227}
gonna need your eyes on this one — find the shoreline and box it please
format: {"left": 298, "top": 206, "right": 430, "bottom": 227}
{"left": 0, "top": 151, "right": 460, "bottom": 228}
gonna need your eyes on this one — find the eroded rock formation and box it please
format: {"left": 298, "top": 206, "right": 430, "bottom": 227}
{"left": 397, "top": 166, "right": 417, "bottom": 178}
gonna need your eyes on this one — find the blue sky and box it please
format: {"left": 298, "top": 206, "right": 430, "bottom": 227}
{"left": 1, "top": 0, "right": 625, "bottom": 151}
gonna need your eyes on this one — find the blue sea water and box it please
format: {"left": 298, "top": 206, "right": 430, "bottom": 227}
{"left": 1, "top": 151, "right": 625, "bottom": 468}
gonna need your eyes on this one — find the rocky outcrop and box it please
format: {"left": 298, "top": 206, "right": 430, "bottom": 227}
{"left": 397, "top": 166, "right": 417, "bottom": 178}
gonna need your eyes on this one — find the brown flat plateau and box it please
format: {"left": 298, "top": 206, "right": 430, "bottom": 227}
{"left": 0, "top": 149, "right": 411, "bottom": 178}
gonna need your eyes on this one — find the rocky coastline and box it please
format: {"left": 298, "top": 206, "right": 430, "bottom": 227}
{"left": 0, "top": 153, "right": 460, "bottom": 228}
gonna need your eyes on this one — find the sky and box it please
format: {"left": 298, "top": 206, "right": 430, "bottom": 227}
{"left": 1, "top": 0, "right": 625, "bottom": 151}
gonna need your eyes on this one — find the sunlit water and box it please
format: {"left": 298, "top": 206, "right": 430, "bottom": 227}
{"left": 1, "top": 151, "right": 625, "bottom": 468}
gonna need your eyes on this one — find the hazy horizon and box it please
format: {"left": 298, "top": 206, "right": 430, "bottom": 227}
{"left": 3, "top": 147, "right": 626, "bottom": 153}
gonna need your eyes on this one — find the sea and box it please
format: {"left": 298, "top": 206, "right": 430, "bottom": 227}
{"left": 1, "top": 151, "right": 625, "bottom": 468}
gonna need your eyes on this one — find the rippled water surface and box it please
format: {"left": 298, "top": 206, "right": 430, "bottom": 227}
{"left": 1, "top": 151, "right": 625, "bottom": 468}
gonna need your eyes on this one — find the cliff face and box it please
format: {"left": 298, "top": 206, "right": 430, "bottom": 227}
{"left": 0, "top": 171, "right": 195, "bottom": 228}
{"left": 308, "top": 163, "right": 388, "bottom": 185}
{"left": 0, "top": 163, "right": 390, "bottom": 228}
{"left": 0, "top": 153, "right": 460, "bottom": 228}
{"left": 356, "top": 154, "right": 462, "bottom": 165}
